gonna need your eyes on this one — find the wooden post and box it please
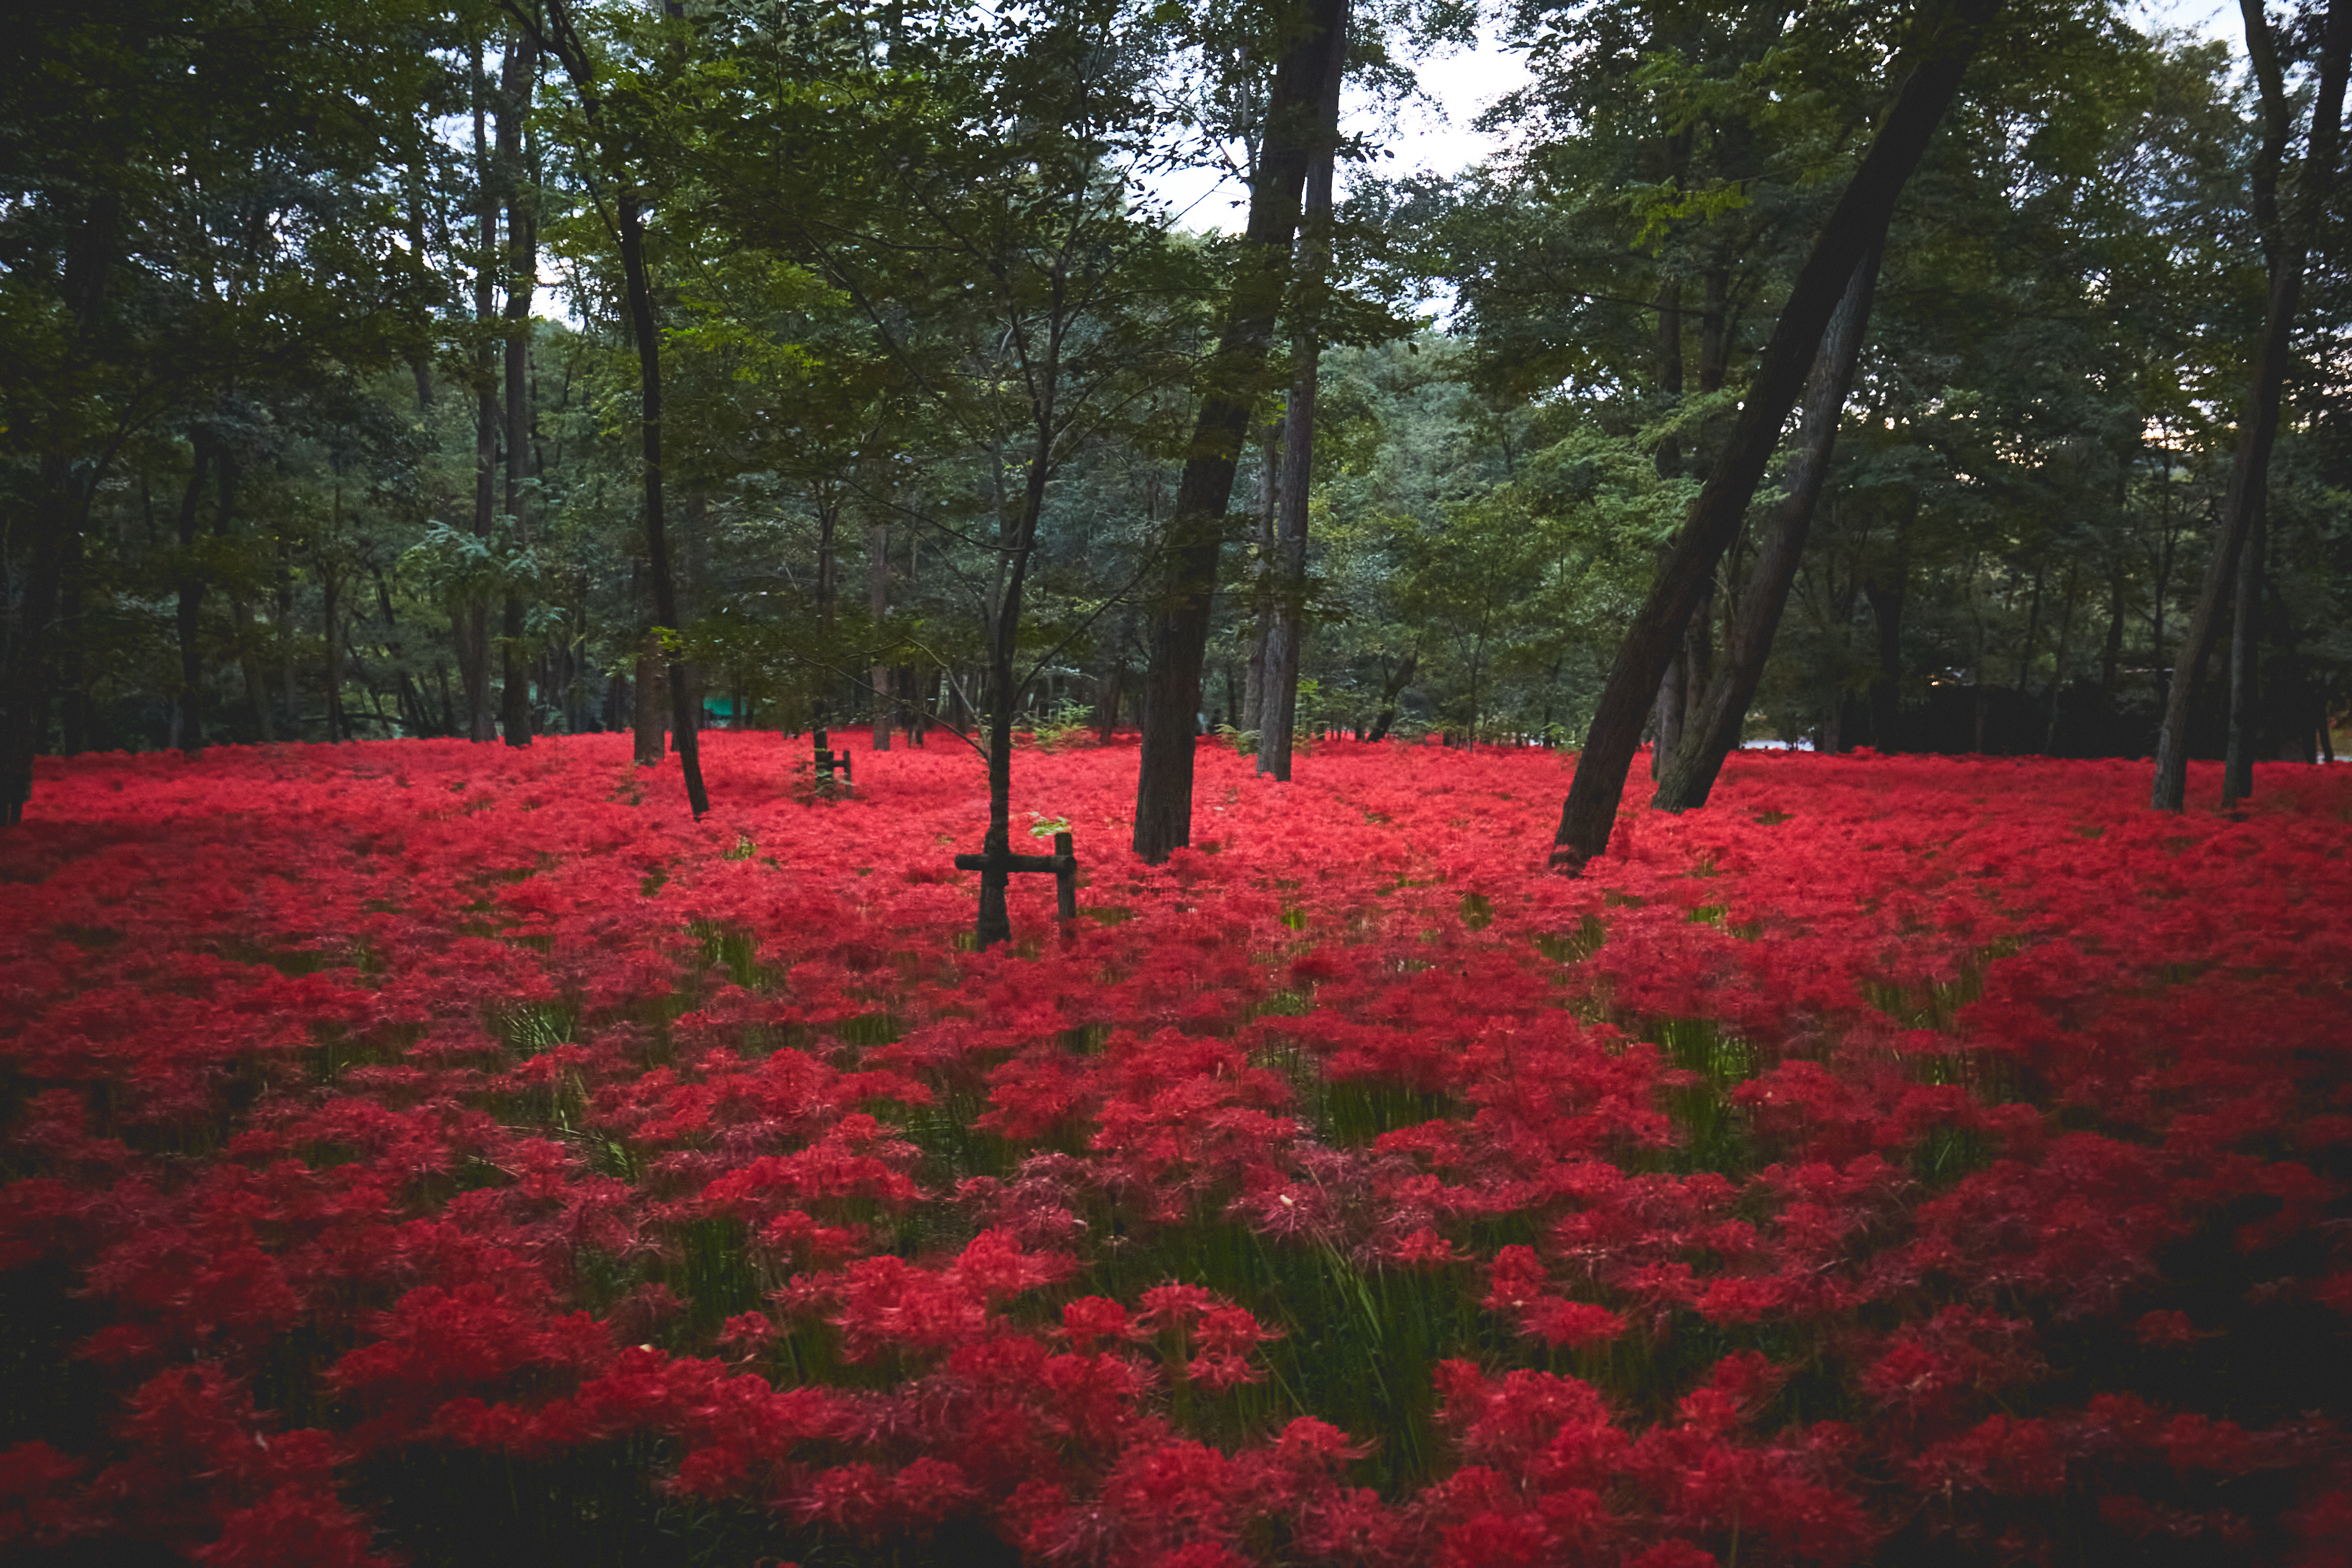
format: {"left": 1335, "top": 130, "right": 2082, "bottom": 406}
{"left": 953, "top": 830, "right": 1079, "bottom": 945}
{"left": 810, "top": 726, "right": 852, "bottom": 791}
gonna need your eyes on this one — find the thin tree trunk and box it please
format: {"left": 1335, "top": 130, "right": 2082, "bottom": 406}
{"left": 2043, "top": 563, "right": 2079, "bottom": 755}
{"left": 1242, "top": 420, "right": 1281, "bottom": 734}
{"left": 869, "top": 517, "right": 893, "bottom": 750}
{"left": 466, "top": 39, "right": 499, "bottom": 743}
{"left": 57, "top": 525, "right": 87, "bottom": 755}
{"left": 618, "top": 205, "right": 704, "bottom": 811}
{"left": 2223, "top": 503, "right": 2266, "bottom": 804}
{"left": 1259, "top": 2, "right": 1346, "bottom": 784}
{"left": 175, "top": 439, "right": 213, "bottom": 757}
{"left": 525, "top": 0, "right": 708, "bottom": 809}
{"left": 2155, "top": 0, "right": 2347, "bottom": 810}
{"left": 1133, "top": 0, "right": 1346, "bottom": 862}
{"left": 500, "top": 29, "right": 538, "bottom": 748}
{"left": 633, "top": 627, "right": 665, "bottom": 765}
{"left": 1553, "top": 0, "right": 2000, "bottom": 871}
{"left": 1654, "top": 242, "right": 1880, "bottom": 811}
{"left": 1366, "top": 650, "right": 1416, "bottom": 743}
{"left": 1865, "top": 496, "right": 1913, "bottom": 751}
{"left": 323, "top": 570, "right": 347, "bottom": 743}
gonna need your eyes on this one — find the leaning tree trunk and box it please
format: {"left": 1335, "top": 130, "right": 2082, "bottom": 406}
{"left": 1258, "top": 0, "right": 1348, "bottom": 784}
{"left": 1551, "top": 0, "right": 2001, "bottom": 872}
{"left": 1653, "top": 242, "right": 1882, "bottom": 812}
{"left": 2154, "top": 0, "right": 2348, "bottom": 811}
{"left": 1132, "top": 0, "right": 1346, "bottom": 861}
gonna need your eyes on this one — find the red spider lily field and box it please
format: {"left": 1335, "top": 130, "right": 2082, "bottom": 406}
{"left": 4, "top": 734, "right": 2351, "bottom": 1568}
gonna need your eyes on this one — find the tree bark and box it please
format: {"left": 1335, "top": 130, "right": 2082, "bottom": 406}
{"left": 1551, "top": 0, "right": 2000, "bottom": 872}
{"left": 1258, "top": 0, "right": 1347, "bottom": 784}
{"left": 633, "top": 628, "right": 666, "bottom": 765}
{"left": 174, "top": 439, "right": 214, "bottom": 756}
{"left": 1654, "top": 242, "right": 1881, "bottom": 812}
{"left": 526, "top": 0, "right": 705, "bottom": 812}
{"left": 500, "top": 29, "right": 538, "bottom": 748}
{"left": 869, "top": 517, "right": 893, "bottom": 750}
{"left": 2154, "top": 0, "right": 2348, "bottom": 811}
{"left": 463, "top": 39, "right": 500, "bottom": 743}
{"left": 1132, "top": 0, "right": 1346, "bottom": 861}
{"left": 2223, "top": 503, "right": 2264, "bottom": 804}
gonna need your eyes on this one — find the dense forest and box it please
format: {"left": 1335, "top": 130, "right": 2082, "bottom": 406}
{"left": 5, "top": 0, "right": 2349, "bottom": 852}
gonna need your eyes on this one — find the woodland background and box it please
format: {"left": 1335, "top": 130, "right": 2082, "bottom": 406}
{"left": 5, "top": 0, "right": 2350, "bottom": 823}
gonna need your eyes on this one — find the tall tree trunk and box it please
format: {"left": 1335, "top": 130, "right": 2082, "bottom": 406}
{"left": 533, "top": 0, "right": 711, "bottom": 814}
{"left": 463, "top": 39, "right": 500, "bottom": 743}
{"left": 619, "top": 191, "right": 708, "bottom": 814}
{"left": 4, "top": 193, "right": 113, "bottom": 823}
{"left": 2223, "top": 503, "right": 2265, "bottom": 804}
{"left": 1653, "top": 242, "right": 1880, "bottom": 811}
{"left": 323, "top": 569, "right": 347, "bottom": 743}
{"left": 1646, "top": 276, "right": 1688, "bottom": 779}
{"left": 174, "top": 440, "right": 214, "bottom": 757}
{"left": 633, "top": 628, "right": 666, "bottom": 766}
{"left": 1865, "top": 500, "right": 1911, "bottom": 753}
{"left": 57, "top": 525, "right": 87, "bottom": 755}
{"left": 974, "top": 404, "right": 1061, "bottom": 948}
{"left": 2042, "top": 563, "right": 2078, "bottom": 755}
{"left": 500, "top": 29, "right": 539, "bottom": 748}
{"left": 1552, "top": 0, "right": 2000, "bottom": 871}
{"left": 1258, "top": 0, "right": 1347, "bottom": 784}
{"left": 1132, "top": 0, "right": 1346, "bottom": 862}
{"left": 3, "top": 467, "right": 71, "bottom": 823}
{"left": 1241, "top": 420, "right": 1280, "bottom": 734}
{"left": 2154, "top": 0, "right": 2348, "bottom": 810}
{"left": 869, "top": 517, "right": 893, "bottom": 750}
{"left": 2100, "top": 550, "right": 2126, "bottom": 697}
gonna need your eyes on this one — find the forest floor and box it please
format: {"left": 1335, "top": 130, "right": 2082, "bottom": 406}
{"left": 4, "top": 733, "right": 2350, "bottom": 1567}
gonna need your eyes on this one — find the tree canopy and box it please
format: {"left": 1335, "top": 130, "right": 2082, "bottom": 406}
{"left": 5, "top": 0, "right": 2347, "bottom": 841}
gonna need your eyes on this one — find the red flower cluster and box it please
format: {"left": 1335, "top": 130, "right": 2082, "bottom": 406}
{"left": 3, "top": 735, "right": 2348, "bottom": 1563}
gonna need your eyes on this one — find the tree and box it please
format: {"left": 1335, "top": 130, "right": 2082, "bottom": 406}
{"left": 1134, "top": 0, "right": 1349, "bottom": 862}
{"left": 512, "top": 0, "right": 709, "bottom": 816}
{"left": 2152, "top": 0, "right": 2350, "bottom": 811}
{"left": 1549, "top": 0, "right": 2004, "bottom": 873}
{"left": 1, "top": 0, "right": 449, "bottom": 821}
{"left": 1651, "top": 243, "right": 1880, "bottom": 810}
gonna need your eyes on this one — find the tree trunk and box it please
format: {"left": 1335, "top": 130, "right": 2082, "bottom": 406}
{"left": 633, "top": 628, "right": 665, "bottom": 765}
{"left": 2043, "top": 563, "right": 2079, "bottom": 755}
{"left": 1133, "top": 0, "right": 1347, "bottom": 862}
{"left": 1654, "top": 242, "right": 1880, "bottom": 812}
{"left": 1241, "top": 420, "right": 1280, "bottom": 734}
{"left": 1366, "top": 650, "right": 1416, "bottom": 743}
{"left": 500, "top": 31, "right": 538, "bottom": 749}
{"left": 1864, "top": 500, "right": 1913, "bottom": 751}
{"left": 174, "top": 440, "right": 214, "bottom": 757}
{"left": 1552, "top": 0, "right": 1999, "bottom": 871}
{"left": 616, "top": 197, "right": 707, "bottom": 811}
{"left": 1259, "top": 8, "right": 1347, "bottom": 784}
{"left": 869, "top": 517, "right": 892, "bottom": 750}
{"left": 2154, "top": 0, "right": 2347, "bottom": 810}
{"left": 323, "top": 571, "right": 347, "bottom": 743}
{"left": 2223, "top": 503, "right": 2265, "bottom": 804}
{"left": 465, "top": 39, "right": 500, "bottom": 743}
{"left": 529, "top": 0, "right": 706, "bottom": 810}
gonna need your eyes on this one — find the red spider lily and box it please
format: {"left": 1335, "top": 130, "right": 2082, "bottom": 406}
{"left": 6, "top": 735, "right": 2351, "bottom": 1564}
